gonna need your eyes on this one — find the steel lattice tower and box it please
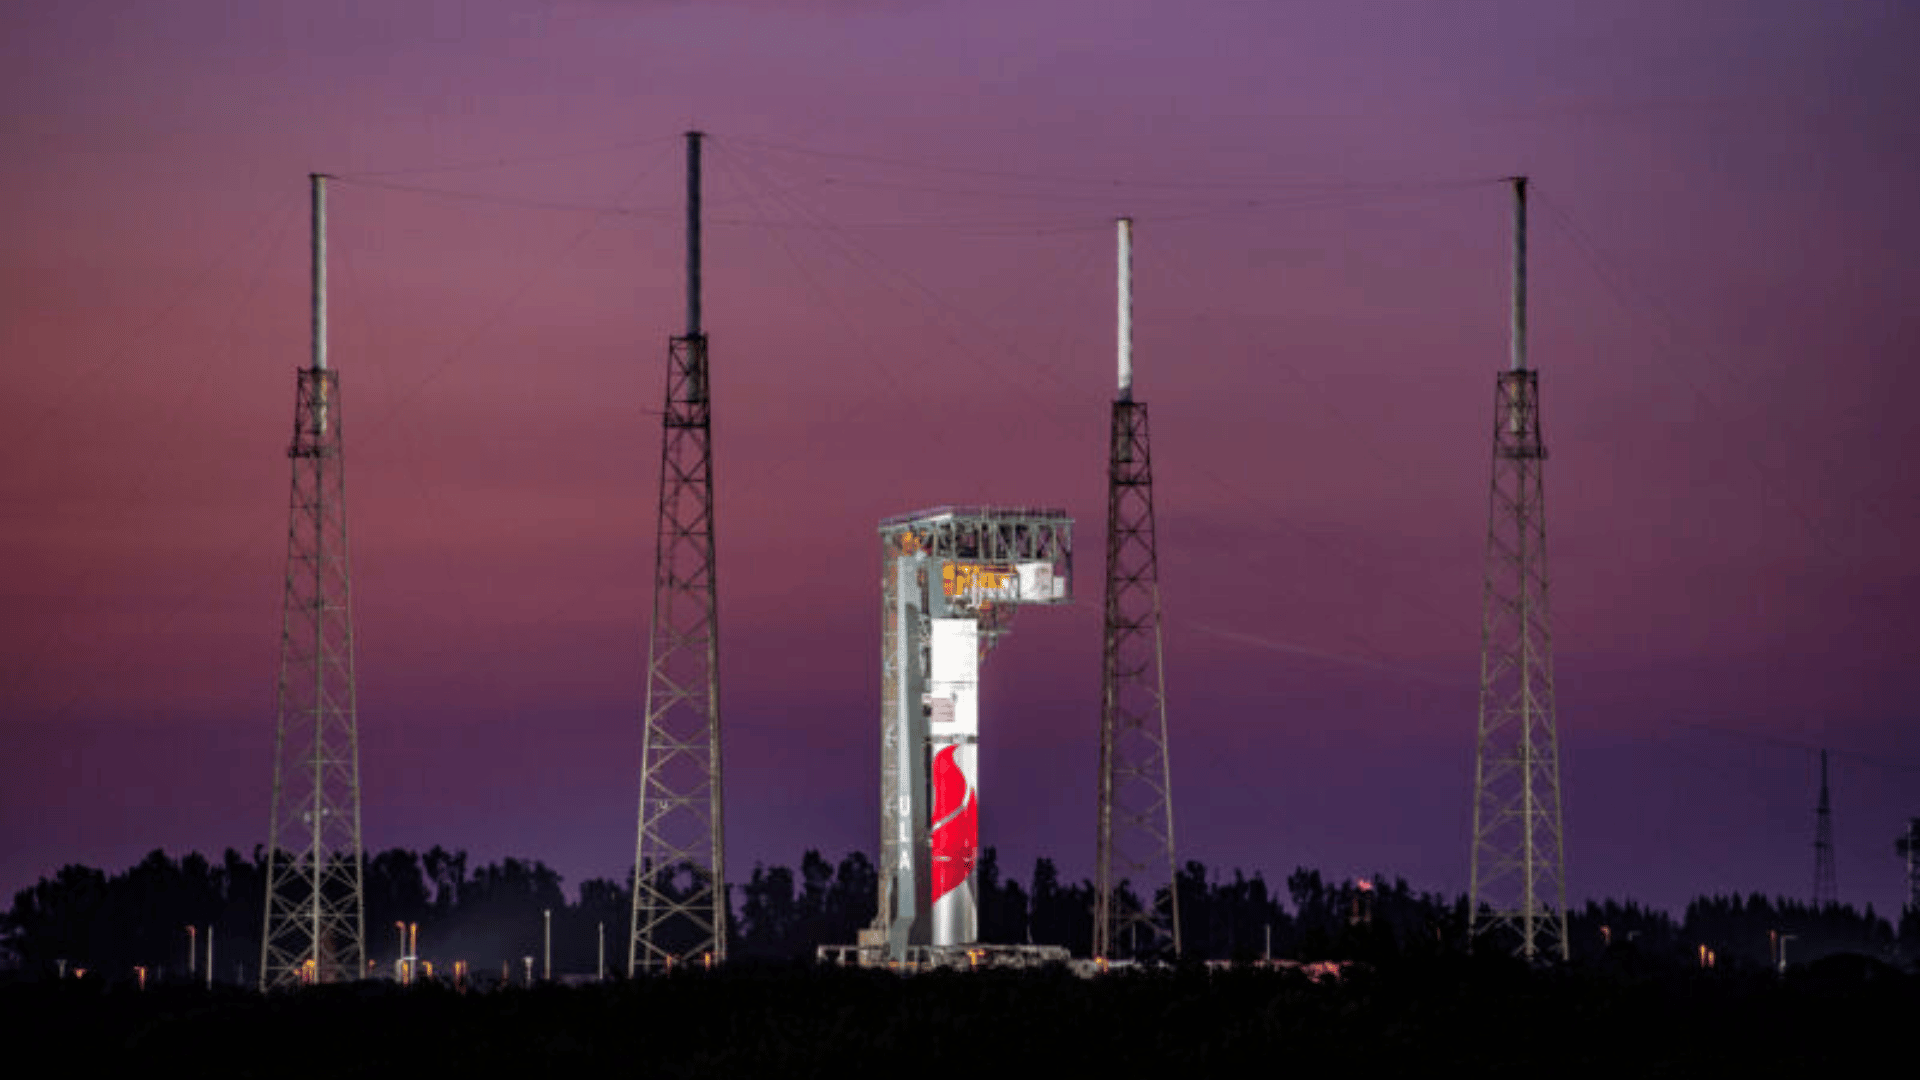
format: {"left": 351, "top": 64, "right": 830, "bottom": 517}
{"left": 630, "top": 132, "right": 726, "bottom": 972}
{"left": 1095, "top": 218, "right": 1180, "bottom": 961}
{"left": 261, "top": 175, "right": 367, "bottom": 989}
{"left": 1813, "top": 749, "right": 1837, "bottom": 906}
{"left": 1897, "top": 818, "right": 1919, "bottom": 913}
{"left": 1469, "top": 178, "right": 1569, "bottom": 961}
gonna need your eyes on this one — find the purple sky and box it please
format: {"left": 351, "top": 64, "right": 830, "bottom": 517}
{"left": 4, "top": 0, "right": 1917, "bottom": 925}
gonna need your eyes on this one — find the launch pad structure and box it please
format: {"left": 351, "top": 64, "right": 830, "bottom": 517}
{"left": 830, "top": 507, "right": 1073, "bottom": 968}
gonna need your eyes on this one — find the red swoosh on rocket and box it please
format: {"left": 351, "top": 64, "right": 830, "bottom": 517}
{"left": 930, "top": 745, "right": 977, "bottom": 902}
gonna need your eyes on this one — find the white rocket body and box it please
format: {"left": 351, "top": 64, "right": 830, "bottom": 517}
{"left": 927, "top": 618, "right": 980, "bottom": 945}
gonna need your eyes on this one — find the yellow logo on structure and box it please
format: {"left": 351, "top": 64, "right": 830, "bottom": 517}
{"left": 943, "top": 563, "right": 1016, "bottom": 598}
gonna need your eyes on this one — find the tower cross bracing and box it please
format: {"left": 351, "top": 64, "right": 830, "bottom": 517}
{"left": 1468, "top": 178, "right": 1569, "bottom": 961}
{"left": 1897, "top": 818, "right": 1919, "bottom": 913}
{"left": 1813, "top": 749, "right": 1837, "bottom": 907}
{"left": 630, "top": 131, "right": 727, "bottom": 972}
{"left": 1095, "top": 217, "right": 1180, "bottom": 961}
{"left": 261, "top": 174, "right": 367, "bottom": 989}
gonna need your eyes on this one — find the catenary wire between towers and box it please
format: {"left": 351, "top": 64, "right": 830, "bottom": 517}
{"left": 21, "top": 131, "right": 1903, "bottom": 869}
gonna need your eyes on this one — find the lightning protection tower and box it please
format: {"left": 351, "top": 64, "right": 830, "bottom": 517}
{"left": 1898, "top": 818, "right": 1919, "bottom": 913}
{"left": 261, "top": 174, "right": 367, "bottom": 989}
{"left": 630, "top": 131, "right": 727, "bottom": 972}
{"left": 1095, "top": 218, "right": 1180, "bottom": 961}
{"left": 1813, "top": 749, "right": 1837, "bottom": 907}
{"left": 1468, "top": 177, "right": 1570, "bottom": 961}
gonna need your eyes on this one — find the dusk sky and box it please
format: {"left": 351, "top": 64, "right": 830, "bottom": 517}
{"left": 4, "top": 0, "right": 1917, "bottom": 925}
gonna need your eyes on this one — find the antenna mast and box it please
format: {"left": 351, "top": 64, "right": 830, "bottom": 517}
{"left": 1095, "top": 216, "right": 1180, "bottom": 960}
{"left": 1468, "top": 177, "right": 1569, "bottom": 961}
{"left": 261, "top": 174, "right": 367, "bottom": 988}
{"left": 1813, "top": 749, "right": 1837, "bottom": 906}
{"left": 631, "top": 131, "right": 727, "bottom": 971}
{"left": 1898, "top": 818, "right": 1920, "bottom": 915}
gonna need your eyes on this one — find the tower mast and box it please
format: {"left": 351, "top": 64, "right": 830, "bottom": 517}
{"left": 1095, "top": 217, "right": 1180, "bottom": 960}
{"left": 1897, "top": 818, "right": 1919, "bottom": 915}
{"left": 1468, "top": 177, "right": 1569, "bottom": 960}
{"left": 631, "top": 132, "right": 727, "bottom": 971}
{"left": 1813, "top": 749, "right": 1837, "bottom": 906}
{"left": 261, "top": 174, "right": 367, "bottom": 988}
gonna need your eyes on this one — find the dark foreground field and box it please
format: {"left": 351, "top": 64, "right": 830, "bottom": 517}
{"left": 3, "top": 956, "right": 1911, "bottom": 1077}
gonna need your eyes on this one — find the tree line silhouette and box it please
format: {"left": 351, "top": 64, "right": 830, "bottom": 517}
{"left": 4, "top": 845, "right": 1914, "bottom": 984}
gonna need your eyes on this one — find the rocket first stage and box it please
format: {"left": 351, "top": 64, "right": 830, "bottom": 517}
{"left": 871, "top": 508, "right": 1072, "bottom": 959}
